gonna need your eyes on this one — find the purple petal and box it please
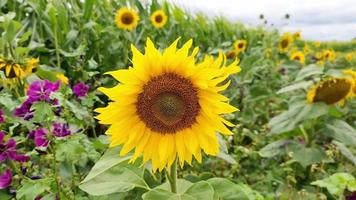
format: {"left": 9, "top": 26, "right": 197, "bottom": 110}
{"left": 0, "top": 169, "right": 12, "bottom": 189}
{"left": 34, "top": 128, "right": 49, "bottom": 147}
{"left": 13, "top": 154, "right": 30, "bottom": 162}
{"left": 6, "top": 138, "right": 17, "bottom": 149}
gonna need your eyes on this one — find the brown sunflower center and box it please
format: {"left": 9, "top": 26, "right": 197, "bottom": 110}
{"left": 155, "top": 14, "right": 163, "bottom": 23}
{"left": 238, "top": 43, "right": 244, "bottom": 49}
{"left": 121, "top": 12, "right": 134, "bottom": 25}
{"left": 281, "top": 39, "right": 289, "bottom": 48}
{"left": 294, "top": 56, "right": 300, "bottom": 61}
{"left": 313, "top": 79, "right": 352, "bottom": 104}
{"left": 136, "top": 73, "right": 200, "bottom": 134}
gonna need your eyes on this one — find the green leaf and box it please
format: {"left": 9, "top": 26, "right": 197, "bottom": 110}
{"left": 289, "top": 144, "right": 325, "bottom": 167}
{"left": 31, "top": 102, "right": 54, "bottom": 122}
{"left": 16, "top": 179, "right": 53, "bottom": 200}
{"left": 79, "top": 147, "right": 148, "bottom": 196}
{"left": 333, "top": 140, "right": 356, "bottom": 165}
{"left": 185, "top": 181, "right": 214, "bottom": 200}
{"left": 156, "top": 179, "right": 193, "bottom": 194}
{"left": 269, "top": 102, "right": 328, "bottom": 135}
{"left": 83, "top": 0, "right": 97, "bottom": 21}
{"left": 295, "top": 65, "right": 323, "bottom": 81}
{"left": 311, "top": 173, "right": 356, "bottom": 196}
{"left": 207, "top": 178, "right": 263, "bottom": 200}
{"left": 326, "top": 119, "right": 356, "bottom": 146}
{"left": 277, "top": 81, "right": 312, "bottom": 94}
{"left": 142, "top": 181, "right": 214, "bottom": 200}
{"left": 259, "top": 139, "right": 289, "bottom": 158}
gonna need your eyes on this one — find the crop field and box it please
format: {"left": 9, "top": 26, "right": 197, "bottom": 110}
{"left": 0, "top": 0, "right": 356, "bottom": 199}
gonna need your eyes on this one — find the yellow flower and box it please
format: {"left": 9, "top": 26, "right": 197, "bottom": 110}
{"left": 150, "top": 10, "right": 168, "bottom": 28}
{"left": 307, "top": 78, "right": 354, "bottom": 105}
{"left": 278, "top": 33, "right": 293, "bottom": 52}
{"left": 293, "top": 32, "right": 301, "bottom": 40}
{"left": 345, "top": 53, "right": 353, "bottom": 61}
{"left": 314, "top": 41, "right": 321, "bottom": 48}
{"left": 115, "top": 7, "right": 139, "bottom": 31}
{"left": 0, "top": 59, "right": 24, "bottom": 79}
{"left": 226, "top": 50, "right": 238, "bottom": 59}
{"left": 323, "top": 50, "right": 336, "bottom": 61}
{"left": 96, "top": 38, "right": 240, "bottom": 171}
{"left": 25, "top": 57, "right": 39, "bottom": 75}
{"left": 290, "top": 51, "right": 305, "bottom": 64}
{"left": 234, "top": 40, "right": 247, "bottom": 53}
{"left": 303, "top": 45, "right": 311, "bottom": 54}
{"left": 343, "top": 69, "right": 356, "bottom": 94}
{"left": 56, "top": 73, "right": 69, "bottom": 84}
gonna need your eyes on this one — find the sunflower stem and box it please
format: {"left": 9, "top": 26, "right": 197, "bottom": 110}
{"left": 168, "top": 159, "right": 178, "bottom": 193}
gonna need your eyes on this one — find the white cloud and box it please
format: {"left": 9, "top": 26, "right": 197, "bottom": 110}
{"left": 166, "top": 0, "right": 356, "bottom": 41}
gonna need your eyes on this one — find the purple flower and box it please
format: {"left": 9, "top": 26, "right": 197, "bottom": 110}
{"left": 52, "top": 123, "right": 71, "bottom": 137}
{"left": 14, "top": 99, "right": 34, "bottom": 120}
{"left": 0, "top": 131, "right": 30, "bottom": 163}
{"left": 27, "top": 80, "right": 60, "bottom": 102}
{"left": 346, "top": 192, "right": 356, "bottom": 200}
{"left": 72, "top": 82, "right": 89, "bottom": 98}
{"left": 33, "top": 128, "right": 49, "bottom": 147}
{"left": 0, "top": 169, "right": 12, "bottom": 189}
{"left": 0, "top": 109, "right": 5, "bottom": 123}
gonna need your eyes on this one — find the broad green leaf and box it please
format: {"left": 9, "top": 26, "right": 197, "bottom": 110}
{"left": 289, "top": 145, "right": 325, "bottom": 167}
{"left": 207, "top": 178, "right": 263, "bottom": 200}
{"left": 79, "top": 147, "right": 148, "bottom": 196}
{"left": 277, "top": 81, "right": 312, "bottom": 94}
{"left": 16, "top": 178, "right": 53, "bottom": 200}
{"left": 333, "top": 140, "right": 356, "bottom": 165}
{"left": 311, "top": 173, "right": 356, "bottom": 196}
{"left": 185, "top": 181, "right": 214, "bottom": 200}
{"left": 156, "top": 179, "right": 193, "bottom": 194}
{"left": 259, "top": 139, "right": 289, "bottom": 158}
{"left": 31, "top": 102, "right": 54, "bottom": 122}
{"left": 326, "top": 120, "right": 356, "bottom": 146}
{"left": 295, "top": 65, "right": 323, "bottom": 81}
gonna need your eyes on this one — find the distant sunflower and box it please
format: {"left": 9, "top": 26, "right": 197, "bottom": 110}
{"left": 96, "top": 38, "right": 240, "bottom": 171}
{"left": 314, "top": 41, "right": 321, "bottom": 48}
{"left": 290, "top": 51, "right": 305, "bottom": 64}
{"left": 303, "top": 45, "right": 311, "bottom": 54}
{"left": 293, "top": 32, "right": 301, "bottom": 40}
{"left": 307, "top": 78, "right": 354, "bottom": 105}
{"left": 0, "top": 59, "right": 24, "bottom": 79}
{"left": 345, "top": 53, "right": 353, "bottom": 61}
{"left": 234, "top": 40, "right": 247, "bottom": 53}
{"left": 278, "top": 33, "right": 293, "bottom": 52}
{"left": 323, "top": 50, "right": 336, "bottom": 61}
{"left": 115, "top": 7, "right": 139, "bottom": 31}
{"left": 226, "top": 50, "right": 238, "bottom": 59}
{"left": 150, "top": 10, "right": 168, "bottom": 28}
{"left": 343, "top": 69, "right": 356, "bottom": 94}
{"left": 56, "top": 73, "right": 69, "bottom": 84}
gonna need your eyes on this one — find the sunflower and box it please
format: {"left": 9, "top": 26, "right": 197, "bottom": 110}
{"left": 343, "top": 69, "right": 356, "bottom": 94}
{"left": 96, "top": 38, "right": 240, "bottom": 171}
{"left": 234, "top": 40, "right": 247, "bottom": 53}
{"left": 293, "top": 32, "right": 301, "bottom": 40}
{"left": 303, "top": 45, "right": 311, "bottom": 54}
{"left": 307, "top": 78, "right": 354, "bottom": 105}
{"left": 323, "top": 49, "right": 336, "bottom": 61}
{"left": 226, "top": 50, "right": 238, "bottom": 59}
{"left": 290, "top": 51, "right": 305, "bottom": 64}
{"left": 0, "top": 59, "right": 24, "bottom": 79}
{"left": 314, "top": 41, "right": 321, "bottom": 48}
{"left": 278, "top": 33, "right": 293, "bottom": 52}
{"left": 151, "top": 10, "right": 168, "bottom": 28}
{"left": 345, "top": 53, "right": 354, "bottom": 61}
{"left": 115, "top": 7, "right": 139, "bottom": 31}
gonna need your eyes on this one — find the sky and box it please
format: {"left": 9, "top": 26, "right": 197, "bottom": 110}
{"left": 166, "top": 0, "right": 356, "bottom": 41}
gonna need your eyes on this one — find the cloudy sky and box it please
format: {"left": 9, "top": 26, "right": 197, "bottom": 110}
{"left": 166, "top": 0, "right": 356, "bottom": 41}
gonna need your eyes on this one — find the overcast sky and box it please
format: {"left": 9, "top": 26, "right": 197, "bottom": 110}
{"left": 166, "top": 0, "right": 356, "bottom": 41}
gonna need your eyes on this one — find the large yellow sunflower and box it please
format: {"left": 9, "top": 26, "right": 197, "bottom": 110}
{"left": 278, "top": 33, "right": 293, "bottom": 52}
{"left": 115, "top": 7, "right": 139, "bottom": 31}
{"left": 290, "top": 51, "right": 305, "bottom": 64}
{"left": 234, "top": 40, "right": 247, "bottom": 53}
{"left": 307, "top": 78, "right": 354, "bottom": 105}
{"left": 96, "top": 38, "right": 240, "bottom": 171}
{"left": 150, "top": 10, "right": 168, "bottom": 28}
{"left": 0, "top": 59, "right": 24, "bottom": 79}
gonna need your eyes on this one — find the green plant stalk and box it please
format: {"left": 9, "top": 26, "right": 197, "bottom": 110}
{"left": 168, "top": 159, "right": 178, "bottom": 193}
{"left": 49, "top": 144, "right": 63, "bottom": 199}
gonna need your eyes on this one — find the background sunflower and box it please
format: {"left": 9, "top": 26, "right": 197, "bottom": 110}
{"left": 115, "top": 7, "right": 139, "bottom": 30}
{"left": 151, "top": 10, "right": 168, "bottom": 28}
